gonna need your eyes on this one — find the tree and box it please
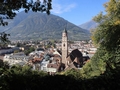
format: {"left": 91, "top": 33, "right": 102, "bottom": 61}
{"left": 0, "top": 0, "right": 52, "bottom": 26}
{"left": 0, "top": 32, "right": 10, "bottom": 44}
{"left": 24, "top": 47, "right": 35, "bottom": 55}
{"left": 89, "top": 0, "right": 120, "bottom": 77}
{"left": 0, "top": 0, "right": 52, "bottom": 43}
{"left": 80, "top": 48, "right": 107, "bottom": 78}
{"left": 92, "top": 0, "right": 120, "bottom": 49}
{"left": 63, "top": 68, "right": 82, "bottom": 79}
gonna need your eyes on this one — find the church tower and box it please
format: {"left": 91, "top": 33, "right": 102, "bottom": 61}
{"left": 62, "top": 28, "right": 68, "bottom": 66}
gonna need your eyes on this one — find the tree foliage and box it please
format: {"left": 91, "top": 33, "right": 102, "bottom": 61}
{"left": 24, "top": 47, "right": 35, "bottom": 55}
{"left": 0, "top": 0, "right": 52, "bottom": 43}
{"left": 80, "top": 48, "right": 107, "bottom": 78}
{"left": 0, "top": 63, "right": 120, "bottom": 90}
{"left": 92, "top": 0, "right": 120, "bottom": 50}
{"left": 0, "top": 0, "right": 52, "bottom": 26}
{"left": 0, "top": 32, "right": 10, "bottom": 44}
{"left": 63, "top": 68, "right": 82, "bottom": 79}
{"left": 88, "top": 0, "right": 120, "bottom": 78}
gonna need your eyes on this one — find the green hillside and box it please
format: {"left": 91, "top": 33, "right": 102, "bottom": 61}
{"left": 0, "top": 11, "right": 91, "bottom": 41}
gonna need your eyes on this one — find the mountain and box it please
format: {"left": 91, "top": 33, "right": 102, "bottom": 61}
{"left": 0, "top": 11, "right": 90, "bottom": 41}
{"left": 79, "top": 20, "right": 98, "bottom": 31}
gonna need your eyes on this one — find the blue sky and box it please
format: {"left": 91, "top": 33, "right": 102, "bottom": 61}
{"left": 51, "top": 0, "right": 109, "bottom": 25}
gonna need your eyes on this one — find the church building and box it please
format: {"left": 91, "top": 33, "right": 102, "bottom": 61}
{"left": 61, "top": 28, "right": 84, "bottom": 69}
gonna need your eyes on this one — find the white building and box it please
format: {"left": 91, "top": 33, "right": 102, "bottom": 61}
{"left": 40, "top": 60, "right": 49, "bottom": 71}
{"left": 3, "top": 53, "right": 31, "bottom": 66}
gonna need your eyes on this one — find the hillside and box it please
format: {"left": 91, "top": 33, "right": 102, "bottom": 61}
{"left": 79, "top": 20, "right": 98, "bottom": 31}
{"left": 0, "top": 11, "right": 90, "bottom": 41}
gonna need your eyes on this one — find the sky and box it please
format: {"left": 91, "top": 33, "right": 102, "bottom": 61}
{"left": 51, "top": 0, "right": 109, "bottom": 25}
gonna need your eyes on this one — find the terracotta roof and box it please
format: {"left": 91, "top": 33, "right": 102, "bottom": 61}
{"left": 32, "top": 57, "right": 43, "bottom": 63}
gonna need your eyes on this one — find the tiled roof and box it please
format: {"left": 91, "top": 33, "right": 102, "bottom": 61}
{"left": 68, "top": 49, "right": 82, "bottom": 61}
{"left": 32, "top": 57, "right": 43, "bottom": 63}
{"left": 66, "top": 49, "right": 83, "bottom": 68}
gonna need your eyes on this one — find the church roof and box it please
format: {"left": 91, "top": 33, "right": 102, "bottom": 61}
{"left": 66, "top": 49, "right": 83, "bottom": 68}
{"left": 67, "top": 49, "right": 83, "bottom": 61}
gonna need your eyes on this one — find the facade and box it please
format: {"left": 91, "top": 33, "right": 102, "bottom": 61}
{"left": 62, "top": 28, "right": 68, "bottom": 66}
{"left": 3, "top": 53, "right": 30, "bottom": 66}
{"left": 47, "top": 63, "right": 61, "bottom": 75}
{"left": 40, "top": 61, "right": 49, "bottom": 71}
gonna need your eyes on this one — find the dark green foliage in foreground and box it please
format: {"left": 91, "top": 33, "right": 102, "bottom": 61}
{"left": 0, "top": 64, "right": 120, "bottom": 90}
{"left": 63, "top": 68, "right": 82, "bottom": 80}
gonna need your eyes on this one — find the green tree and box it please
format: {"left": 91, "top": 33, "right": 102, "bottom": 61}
{"left": 92, "top": 0, "right": 120, "bottom": 49}
{"left": 0, "top": 0, "right": 52, "bottom": 26}
{"left": 50, "top": 39, "right": 56, "bottom": 48}
{"left": 0, "top": 0, "right": 52, "bottom": 43}
{"left": 63, "top": 68, "right": 82, "bottom": 80}
{"left": 24, "top": 47, "right": 35, "bottom": 55}
{"left": 0, "top": 32, "right": 10, "bottom": 44}
{"left": 88, "top": 0, "right": 120, "bottom": 78}
{"left": 80, "top": 48, "right": 107, "bottom": 78}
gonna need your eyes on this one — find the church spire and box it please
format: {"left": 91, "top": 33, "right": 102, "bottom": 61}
{"left": 63, "top": 28, "right": 67, "bottom": 33}
{"left": 62, "top": 28, "right": 67, "bottom": 37}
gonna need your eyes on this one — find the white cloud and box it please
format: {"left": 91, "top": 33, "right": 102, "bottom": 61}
{"left": 51, "top": 2, "right": 76, "bottom": 14}
{"left": 32, "top": 0, "right": 76, "bottom": 14}
{"left": 51, "top": 3, "right": 62, "bottom": 14}
{"left": 63, "top": 4, "right": 76, "bottom": 12}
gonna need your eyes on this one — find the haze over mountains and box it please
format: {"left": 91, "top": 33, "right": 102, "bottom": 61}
{"left": 0, "top": 11, "right": 91, "bottom": 41}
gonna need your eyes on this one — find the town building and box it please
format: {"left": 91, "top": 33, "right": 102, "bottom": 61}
{"left": 3, "top": 52, "right": 31, "bottom": 66}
